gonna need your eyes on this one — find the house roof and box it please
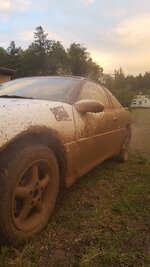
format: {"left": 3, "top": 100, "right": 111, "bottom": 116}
{"left": 0, "top": 67, "right": 15, "bottom": 75}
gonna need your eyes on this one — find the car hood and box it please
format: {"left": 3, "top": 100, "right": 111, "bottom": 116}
{"left": 0, "top": 97, "right": 75, "bottom": 150}
{"left": 0, "top": 98, "right": 57, "bottom": 108}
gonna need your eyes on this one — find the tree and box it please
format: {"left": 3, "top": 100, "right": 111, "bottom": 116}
{"left": 7, "top": 41, "right": 23, "bottom": 77}
{"left": 103, "top": 73, "right": 114, "bottom": 90}
{"left": 67, "top": 43, "right": 89, "bottom": 76}
{"left": 0, "top": 24, "right": 150, "bottom": 109}
{"left": 32, "top": 26, "right": 52, "bottom": 74}
{"left": 0, "top": 47, "right": 9, "bottom": 67}
{"left": 49, "top": 41, "right": 69, "bottom": 75}
{"left": 114, "top": 84, "right": 134, "bottom": 107}
{"left": 113, "top": 68, "right": 126, "bottom": 90}
{"left": 20, "top": 46, "right": 39, "bottom": 76}
{"left": 86, "top": 58, "right": 103, "bottom": 82}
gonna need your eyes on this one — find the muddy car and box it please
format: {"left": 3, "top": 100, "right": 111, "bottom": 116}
{"left": 0, "top": 76, "right": 131, "bottom": 243}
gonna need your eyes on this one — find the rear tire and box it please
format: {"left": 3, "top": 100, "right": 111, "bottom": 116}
{"left": 0, "top": 143, "right": 59, "bottom": 243}
{"left": 118, "top": 126, "right": 131, "bottom": 163}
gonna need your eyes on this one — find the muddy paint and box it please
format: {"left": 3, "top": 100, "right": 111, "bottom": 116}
{"left": 0, "top": 99, "right": 75, "bottom": 147}
{"left": 0, "top": 87, "right": 131, "bottom": 188}
{"left": 50, "top": 106, "right": 71, "bottom": 121}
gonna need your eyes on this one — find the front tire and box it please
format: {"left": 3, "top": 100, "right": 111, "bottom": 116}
{"left": 0, "top": 143, "right": 59, "bottom": 243}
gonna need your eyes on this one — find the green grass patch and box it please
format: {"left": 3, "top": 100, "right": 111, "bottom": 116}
{"left": 0, "top": 109, "right": 150, "bottom": 267}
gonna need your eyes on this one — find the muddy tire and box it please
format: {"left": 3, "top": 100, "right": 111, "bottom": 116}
{"left": 0, "top": 143, "right": 59, "bottom": 243}
{"left": 118, "top": 126, "right": 131, "bottom": 163}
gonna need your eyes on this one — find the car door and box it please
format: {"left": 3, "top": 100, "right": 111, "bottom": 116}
{"left": 104, "top": 86, "right": 129, "bottom": 140}
{"left": 71, "top": 81, "right": 121, "bottom": 178}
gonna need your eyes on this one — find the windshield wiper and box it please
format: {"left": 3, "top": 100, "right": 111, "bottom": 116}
{"left": 0, "top": 95, "right": 34, "bottom": 99}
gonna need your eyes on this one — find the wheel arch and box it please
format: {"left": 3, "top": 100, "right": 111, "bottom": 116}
{"left": 0, "top": 126, "right": 67, "bottom": 188}
{"left": 125, "top": 123, "right": 132, "bottom": 136}
{"left": 126, "top": 123, "right": 131, "bottom": 129}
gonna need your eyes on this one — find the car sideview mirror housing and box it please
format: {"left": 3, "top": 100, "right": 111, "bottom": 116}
{"left": 74, "top": 99, "right": 104, "bottom": 113}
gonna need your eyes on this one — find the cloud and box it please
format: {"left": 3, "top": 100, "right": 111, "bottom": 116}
{"left": 90, "top": 44, "right": 150, "bottom": 75}
{"left": 0, "top": 0, "right": 11, "bottom": 11}
{"left": 80, "top": 0, "right": 95, "bottom": 6}
{"left": 14, "top": 27, "right": 77, "bottom": 49}
{"left": 0, "top": 0, "right": 31, "bottom": 17}
{"left": 17, "top": 30, "right": 34, "bottom": 42}
{"left": 115, "top": 15, "right": 150, "bottom": 45}
{"left": 1, "top": 0, "right": 150, "bottom": 75}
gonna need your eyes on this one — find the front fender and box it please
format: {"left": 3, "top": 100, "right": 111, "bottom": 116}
{"left": 0, "top": 100, "right": 75, "bottom": 151}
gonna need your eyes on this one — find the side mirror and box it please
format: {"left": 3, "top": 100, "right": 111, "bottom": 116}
{"left": 74, "top": 99, "right": 104, "bottom": 113}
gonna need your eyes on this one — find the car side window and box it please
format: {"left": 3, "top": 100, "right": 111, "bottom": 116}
{"left": 77, "top": 81, "right": 111, "bottom": 109}
{"left": 105, "top": 88, "right": 122, "bottom": 109}
{"left": 111, "top": 95, "right": 122, "bottom": 109}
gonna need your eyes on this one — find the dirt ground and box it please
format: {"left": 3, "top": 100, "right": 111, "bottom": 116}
{"left": 130, "top": 109, "right": 150, "bottom": 154}
{"left": 0, "top": 108, "right": 150, "bottom": 267}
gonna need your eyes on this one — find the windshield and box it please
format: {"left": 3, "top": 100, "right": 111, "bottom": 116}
{"left": 0, "top": 77, "right": 81, "bottom": 104}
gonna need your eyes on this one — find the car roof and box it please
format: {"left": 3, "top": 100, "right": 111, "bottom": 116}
{"left": 12, "top": 76, "right": 85, "bottom": 81}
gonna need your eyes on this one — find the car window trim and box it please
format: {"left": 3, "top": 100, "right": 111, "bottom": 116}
{"left": 73, "top": 79, "right": 86, "bottom": 104}
{"left": 74, "top": 80, "right": 111, "bottom": 110}
{"left": 102, "top": 86, "right": 114, "bottom": 109}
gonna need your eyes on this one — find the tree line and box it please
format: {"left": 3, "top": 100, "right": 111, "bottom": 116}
{"left": 0, "top": 26, "right": 150, "bottom": 106}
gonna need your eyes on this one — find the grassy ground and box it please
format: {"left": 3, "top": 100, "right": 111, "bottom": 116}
{"left": 0, "top": 109, "right": 150, "bottom": 267}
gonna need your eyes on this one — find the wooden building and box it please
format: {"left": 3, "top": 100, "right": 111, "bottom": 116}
{"left": 0, "top": 67, "right": 15, "bottom": 83}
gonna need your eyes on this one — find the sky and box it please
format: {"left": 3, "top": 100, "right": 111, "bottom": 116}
{"left": 0, "top": 0, "right": 150, "bottom": 75}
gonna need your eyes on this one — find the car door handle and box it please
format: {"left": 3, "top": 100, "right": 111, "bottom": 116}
{"left": 113, "top": 116, "right": 117, "bottom": 121}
